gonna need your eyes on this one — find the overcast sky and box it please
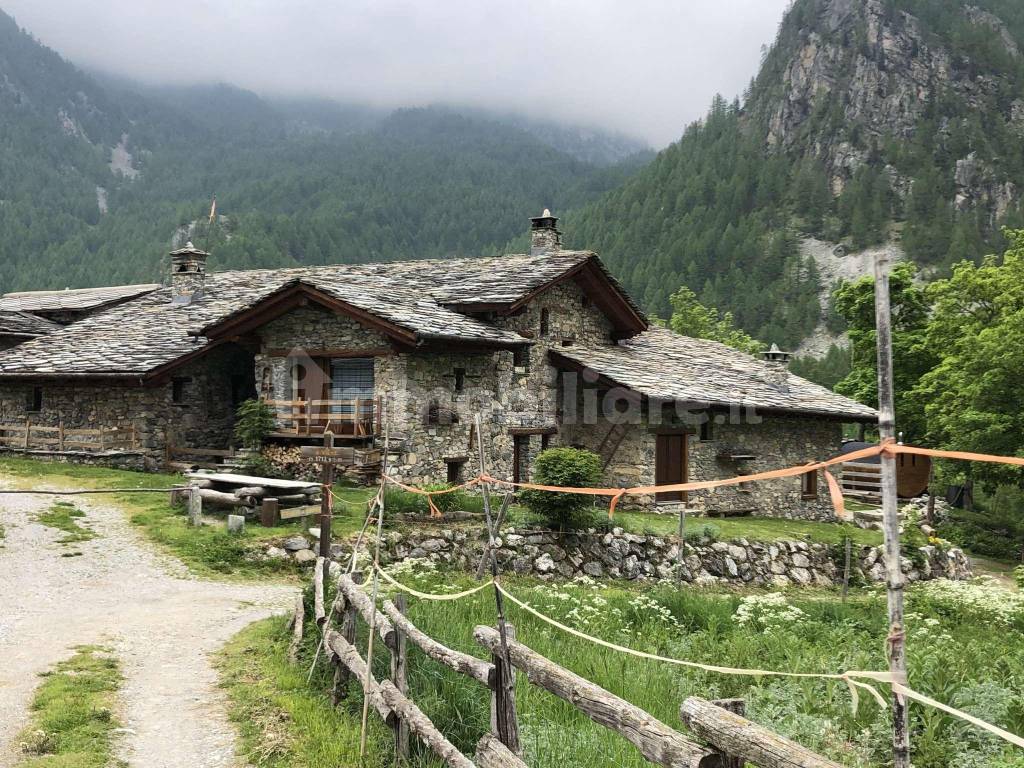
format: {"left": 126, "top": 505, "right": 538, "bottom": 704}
{"left": 3, "top": 0, "right": 790, "bottom": 147}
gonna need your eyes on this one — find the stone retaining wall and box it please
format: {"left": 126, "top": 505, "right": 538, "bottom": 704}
{"left": 372, "top": 527, "right": 972, "bottom": 587}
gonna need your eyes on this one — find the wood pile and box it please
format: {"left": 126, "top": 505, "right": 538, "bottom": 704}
{"left": 182, "top": 471, "right": 321, "bottom": 511}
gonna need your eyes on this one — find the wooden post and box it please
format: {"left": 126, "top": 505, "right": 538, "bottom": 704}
{"left": 710, "top": 699, "right": 745, "bottom": 768}
{"left": 475, "top": 414, "right": 520, "bottom": 755}
{"left": 489, "top": 623, "right": 518, "bottom": 744}
{"left": 188, "top": 482, "right": 203, "bottom": 527}
{"left": 391, "top": 593, "right": 410, "bottom": 763}
{"left": 260, "top": 497, "right": 281, "bottom": 527}
{"left": 334, "top": 571, "right": 363, "bottom": 703}
{"left": 842, "top": 536, "right": 852, "bottom": 603}
{"left": 874, "top": 251, "right": 911, "bottom": 768}
{"left": 676, "top": 504, "right": 686, "bottom": 580}
{"left": 320, "top": 431, "right": 335, "bottom": 560}
{"left": 23, "top": 417, "right": 30, "bottom": 451}
{"left": 58, "top": 421, "right": 65, "bottom": 452}
{"left": 475, "top": 492, "right": 513, "bottom": 581}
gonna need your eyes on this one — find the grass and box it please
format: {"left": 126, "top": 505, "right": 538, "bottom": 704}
{"left": 257, "top": 567, "right": 1024, "bottom": 768}
{"left": 217, "top": 615, "right": 405, "bottom": 768}
{"left": 612, "top": 510, "right": 884, "bottom": 546}
{"left": 16, "top": 645, "right": 124, "bottom": 768}
{"left": 33, "top": 502, "right": 97, "bottom": 545}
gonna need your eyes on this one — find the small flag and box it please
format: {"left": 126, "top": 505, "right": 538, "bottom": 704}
{"left": 208, "top": 196, "right": 217, "bottom": 224}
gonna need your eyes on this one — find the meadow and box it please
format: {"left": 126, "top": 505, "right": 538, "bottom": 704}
{"left": 224, "top": 562, "right": 1024, "bottom": 768}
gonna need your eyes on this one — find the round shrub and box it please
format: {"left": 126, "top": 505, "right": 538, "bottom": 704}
{"left": 520, "top": 447, "right": 603, "bottom": 531}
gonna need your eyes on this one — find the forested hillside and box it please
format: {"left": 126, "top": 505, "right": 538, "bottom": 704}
{"left": 0, "top": 8, "right": 645, "bottom": 292}
{"left": 567, "top": 0, "right": 1024, "bottom": 348}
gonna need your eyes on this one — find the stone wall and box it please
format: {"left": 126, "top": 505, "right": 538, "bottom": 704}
{"left": 376, "top": 527, "right": 973, "bottom": 587}
{"left": 0, "top": 343, "right": 252, "bottom": 469}
{"left": 563, "top": 405, "right": 842, "bottom": 519}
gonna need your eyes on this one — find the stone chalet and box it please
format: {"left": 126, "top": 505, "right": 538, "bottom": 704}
{"left": 0, "top": 212, "right": 877, "bottom": 517}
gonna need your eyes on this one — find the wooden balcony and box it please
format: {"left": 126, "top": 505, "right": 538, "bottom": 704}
{"left": 263, "top": 397, "right": 381, "bottom": 439}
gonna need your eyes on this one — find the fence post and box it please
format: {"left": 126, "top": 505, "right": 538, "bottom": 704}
{"left": 334, "top": 571, "right": 363, "bottom": 703}
{"left": 261, "top": 497, "right": 281, "bottom": 527}
{"left": 188, "top": 482, "right": 203, "bottom": 527}
{"left": 842, "top": 536, "right": 852, "bottom": 603}
{"left": 391, "top": 593, "right": 410, "bottom": 763}
{"left": 23, "top": 416, "right": 30, "bottom": 451}
{"left": 710, "top": 698, "right": 745, "bottom": 768}
{"left": 489, "top": 622, "right": 520, "bottom": 754}
{"left": 320, "top": 430, "right": 335, "bottom": 560}
{"left": 58, "top": 421, "right": 65, "bottom": 452}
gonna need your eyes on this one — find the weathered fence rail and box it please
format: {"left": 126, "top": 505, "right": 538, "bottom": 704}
{"left": 0, "top": 420, "right": 139, "bottom": 453}
{"left": 307, "top": 566, "right": 846, "bottom": 768}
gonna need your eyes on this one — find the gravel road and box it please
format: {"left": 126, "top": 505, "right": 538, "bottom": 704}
{"left": 0, "top": 488, "right": 296, "bottom": 768}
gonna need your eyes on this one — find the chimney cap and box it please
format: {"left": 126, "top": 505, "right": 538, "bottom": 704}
{"left": 530, "top": 209, "right": 559, "bottom": 229}
{"left": 170, "top": 241, "right": 209, "bottom": 257}
{"left": 761, "top": 343, "right": 792, "bottom": 364}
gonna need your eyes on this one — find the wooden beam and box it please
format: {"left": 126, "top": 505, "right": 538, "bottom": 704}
{"left": 474, "top": 734, "right": 530, "bottom": 768}
{"left": 380, "top": 599, "right": 495, "bottom": 687}
{"left": 264, "top": 347, "right": 392, "bottom": 359}
{"left": 337, "top": 573, "right": 397, "bottom": 651}
{"left": 474, "top": 626, "right": 717, "bottom": 767}
{"left": 679, "top": 697, "right": 843, "bottom": 768}
{"left": 324, "top": 630, "right": 397, "bottom": 726}
{"left": 377, "top": 680, "right": 476, "bottom": 768}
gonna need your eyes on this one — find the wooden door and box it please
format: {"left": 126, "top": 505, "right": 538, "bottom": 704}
{"left": 655, "top": 433, "right": 687, "bottom": 503}
{"left": 513, "top": 435, "right": 530, "bottom": 485}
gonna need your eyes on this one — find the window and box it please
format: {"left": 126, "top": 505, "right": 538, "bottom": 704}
{"left": 26, "top": 386, "right": 43, "bottom": 413}
{"left": 801, "top": 470, "right": 818, "bottom": 500}
{"left": 513, "top": 347, "right": 530, "bottom": 371}
{"left": 454, "top": 368, "right": 466, "bottom": 392}
{"left": 513, "top": 435, "right": 530, "bottom": 484}
{"left": 541, "top": 433, "right": 551, "bottom": 451}
{"left": 171, "top": 377, "right": 191, "bottom": 405}
{"left": 560, "top": 339, "right": 574, "bottom": 347}
{"left": 700, "top": 419, "right": 714, "bottom": 441}
{"left": 446, "top": 460, "right": 463, "bottom": 484}
{"left": 539, "top": 308, "right": 550, "bottom": 336}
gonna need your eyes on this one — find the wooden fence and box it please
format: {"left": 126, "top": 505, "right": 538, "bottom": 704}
{"left": 0, "top": 419, "right": 139, "bottom": 453}
{"left": 165, "top": 444, "right": 238, "bottom": 472}
{"left": 840, "top": 461, "right": 881, "bottom": 500}
{"left": 301, "top": 565, "right": 843, "bottom": 768}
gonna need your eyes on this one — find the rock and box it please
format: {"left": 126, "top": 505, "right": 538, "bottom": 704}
{"left": 513, "top": 557, "right": 533, "bottom": 574}
{"left": 265, "top": 546, "right": 289, "bottom": 560}
{"left": 791, "top": 553, "right": 810, "bottom": 569}
{"left": 420, "top": 538, "right": 447, "bottom": 553}
{"left": 769, "top": 559, "right": 787, "bottom": 575}
{"left": 556, "top": 561, "right": 575, "bottom": 578}
{"left": 919, "top": 524, "right": 935, "bottom": 537}
{"left": 408, "top": 547, "right": 427, "bottom": 559}
{"left": 727, "top": 544, "right": 747, "bottom": 562}
{"left": 789, "top": 567, "right": 812, "bottom": 585}
{"left": 583, "top": 561, "right": 604, "bottom": 577}
{"left": 282, "top": 535, "right": 311, "bottom": 552}
{"left": 622, "top": 555, "right": 641, "bottom": 580}
{"left": 540, "top": 544, "right": 567, "bottom": 562}
{"left": 771, "top": 574, "right": 791, "bottom": 588}
{"left": 293, "top": 549, "right": 317, "bottom": 564}
{"left": 724, "top": 557, "right": 739, "bottom": 578}
{"left": 226, "top": 515, "right": 245, "bottom": 534}
{"left": 534, "top": 553, "right": 556, "bottom": 574}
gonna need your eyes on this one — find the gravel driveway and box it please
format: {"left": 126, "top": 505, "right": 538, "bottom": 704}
{"left": 0, "top": 488, "right": 296, "bottom": 768}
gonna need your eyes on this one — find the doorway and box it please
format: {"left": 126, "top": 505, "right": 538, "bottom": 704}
{"left": 655, "top": 432, "right": 688, "bottom": 503}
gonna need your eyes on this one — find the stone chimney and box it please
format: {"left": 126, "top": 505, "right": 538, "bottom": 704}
{"left": 761, "top": 343, "right": 791, "bottom": 392}
{"left": 530, "top": 209, "right": 562, "bottom": 255}
{"left": 169, "top": 242, "right": 208, "bottom": 304}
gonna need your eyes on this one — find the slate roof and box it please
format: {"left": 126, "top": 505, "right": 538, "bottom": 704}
{"left": 0, "top": 284, "right": 160, "bottom": 313}
{"left": 0, "top": 311, "right": 60, "bottom": 338}
{"left": 551, "top": 327, "right": 878, "bottom": 421}
{"left": 0, "top": 255, "right": 602, "bottom": 377}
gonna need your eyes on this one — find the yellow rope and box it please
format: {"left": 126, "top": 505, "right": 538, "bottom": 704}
{"left": 374, "top": 565, "right": 494, "bottom": 601}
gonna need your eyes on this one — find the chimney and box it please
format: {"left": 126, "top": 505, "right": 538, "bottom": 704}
{"left": 761, "top": 343, "right": 791, "bottom": 392}
{"left": 169, "top": 242, "right": 208, "bottom": 304}
{"left": 530, "top": 209, "right": 561, "bottom": 255}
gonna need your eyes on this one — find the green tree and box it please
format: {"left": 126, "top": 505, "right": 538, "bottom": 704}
{"left": 909, "top": 230, "right": 1024, "bottom": 486}
{"left": 831, "top": 262, "right": 936, "bottom": 439}
{"left": 520, "top": 448, "right": 603, "bottom": 532}
{"left": 666, "top": 286, "right": 765, "bottom": 356}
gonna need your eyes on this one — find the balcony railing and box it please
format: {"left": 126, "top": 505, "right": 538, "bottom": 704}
{"left": 262, "top": 397, "right": 381, "bottom": 438}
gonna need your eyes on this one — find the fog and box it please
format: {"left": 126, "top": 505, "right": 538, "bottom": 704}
{"left": 3, "top": 0, "right": 791, "bottom": 147}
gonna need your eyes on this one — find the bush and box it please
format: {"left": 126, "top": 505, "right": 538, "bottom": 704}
{"left": 234, "top": 399, "right": 276, "bottom": 450}
{"left": 1015, "top": 566, "right": 1024, "bottom": 590}
{"left": 520, "top": 447, "right": 603, "bottom": 532}
{"left": 383, "top": 483, "right": 480, "bottom": 517}
{"left": 683, "top": 523, "right": 719, "bottom": 543}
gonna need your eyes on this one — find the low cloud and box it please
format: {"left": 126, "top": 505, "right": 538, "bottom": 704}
{"left": 4, "top": 0, "right": 789, "bottom": 146}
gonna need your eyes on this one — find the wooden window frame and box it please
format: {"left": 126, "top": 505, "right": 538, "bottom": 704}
{"left": 171, "top": 377, "right": 192, "bottom": 406}
{"left": 454, "top": 367, "right": 466, "bottom": 392}
{"left": 801, "top": 470, "right": 819, "bottom": 500}
{"left": 26, "top": 386, "right": 43, "bottom": 413}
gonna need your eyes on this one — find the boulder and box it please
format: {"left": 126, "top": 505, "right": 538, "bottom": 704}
{"left": 266, "top": 546, "right": 289, "bottom": 560}
{"left": 293, "top": 549, "right": 317, "bottom": 564}
{"left": 282, "top": 535, "right": 311, "bottom": 552}
{"left": 534, "top": 553, "right": 556, "bottom": 574}
{"left": 583, "top": 561, "right": 604, "bottom": 578}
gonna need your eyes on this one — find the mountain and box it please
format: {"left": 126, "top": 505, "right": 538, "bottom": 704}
{"left": 566, "top": 0, "right": 1024, "bottom": 349}
{"left": 0, "top": 8, "right": 645, "bottom": 292}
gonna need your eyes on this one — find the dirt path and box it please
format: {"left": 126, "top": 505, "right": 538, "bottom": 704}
{"left": 0, "top": 488, "right": 296, "bottom": 768}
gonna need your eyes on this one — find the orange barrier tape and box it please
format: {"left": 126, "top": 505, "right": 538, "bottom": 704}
{"left": 380, "top": 440, "right": 1024, "bottom": 519}
{"left": 385, "top": 476, "right": 483, "bottom": 518}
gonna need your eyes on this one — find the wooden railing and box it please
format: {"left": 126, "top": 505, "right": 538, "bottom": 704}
{"left": 841, "top": 461, "right": 881, "bottom": 500}
{"left": 304, "top": 567, "right": 843, "bottom": 768}
{"left": 0, "top": 420, "right": 139, "bottom": 453}
{"left": 263, "top": 397, "right": 381, "bottom": 437}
